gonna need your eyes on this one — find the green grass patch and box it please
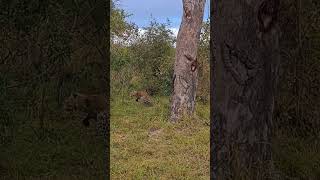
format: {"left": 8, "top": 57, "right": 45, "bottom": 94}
{"left": 0, "top": 111, "right": 105, "bottom": 179}
{"left": 272, "top": 130, "right": 320, "bottom": 179}
{"left": 111, "top": 96, "right": 210, "bottom": 179}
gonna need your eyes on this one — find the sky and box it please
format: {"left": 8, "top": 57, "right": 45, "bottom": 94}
{"left": 117, "top": 0, "right": 210, "bottom": 37}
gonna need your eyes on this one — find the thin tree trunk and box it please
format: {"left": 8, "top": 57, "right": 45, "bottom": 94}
{"left": 170, "top": 0, "right": 206, "bottom": 122}
{"left": 211, "top": 0, "right": 280, "bottom": 179}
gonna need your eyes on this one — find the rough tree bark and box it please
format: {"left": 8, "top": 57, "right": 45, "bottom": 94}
{"left": 170, "top": 0, "right": 206, "bottom": 122}
{"left": 211, "top": 0, "right": 280, "bottom": 179}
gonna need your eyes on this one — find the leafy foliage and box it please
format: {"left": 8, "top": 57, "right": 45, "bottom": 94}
{"left": 131, "top": 20, "right": 176, "bottom": 95}
{"left": 197, "top": 20, "right": 210, "bottom": 103}
{"left": 110, "top": 4, "right": 210, "bottom": 100}
{"left": 111, "top": 16, "right": 176, "bottom": 96}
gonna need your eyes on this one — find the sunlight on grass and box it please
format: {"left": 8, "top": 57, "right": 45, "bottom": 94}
{"left": 111, "top": 96, "right": 210, "bottom": 179}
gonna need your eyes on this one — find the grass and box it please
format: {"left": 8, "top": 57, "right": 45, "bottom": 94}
{"left": 110, "top": 96, "right": 210, "bottom": 179}
{"left": 0, "top": 110, "right": 105, "bottom": 179}
{"left": 1, "top": 93, "right": 318, "bottom": 179}
{"left": 110, "top": 95, "right": 320, "bottom": 180}
{"left": 272, "top": 130, "right": 320, "bottom": 179}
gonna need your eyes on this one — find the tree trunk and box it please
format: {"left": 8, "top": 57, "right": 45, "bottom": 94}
{"left": 170, "top": 0, "right": 206, "bottom": 122}
{"left": 211, "top": 0, "right": 280, "bottom": 179}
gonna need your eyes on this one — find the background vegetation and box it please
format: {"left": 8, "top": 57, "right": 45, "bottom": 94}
{"left": 110, "top": 0, "right": 210, "bottom": 179}
{"left": 110, "top": 1, "right": 210, "bottom": 100}
{"left": 271, "top": 0, "right": 320, "bottom": 179}
{"left": 111, "top": 0, "right": 320, "bottom": 178}
{"left": 0, "top": 0, "right": 107, "bottom": 179}
{"left": 0, "top": 0, "right": 318, "bottom": 179}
